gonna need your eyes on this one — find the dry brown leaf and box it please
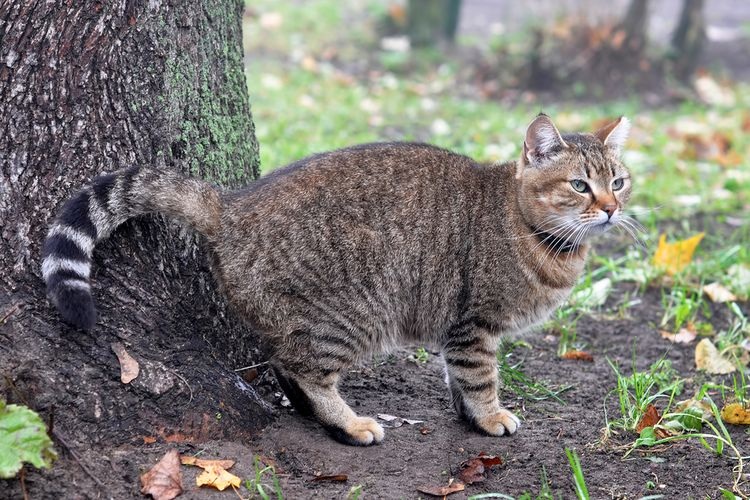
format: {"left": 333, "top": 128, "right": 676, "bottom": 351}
{"left": 560, "top": 350, "right": 594, "bottom": 362}
{"left": 111, "top": 342, "right": 140, "bottom": 384}
{"left": 143, "top": 436, "right": 157, "bottom": 444}
{"left": 311, "top": 474, "right": 348, "bottom": 483}
{"left": 660, "top": 327, "right": 697, "bottom": 344}
{"left": 458, "top": 459, "right": 485, "bottom": 485}
{"left": 721, "top": 403, "right": 750, "bottom": 425}
{"left": 416, "top": 479, "right": 465, "bottom": 497}
{"left": 457, "top": 453, "right": 503, "bottom": 485}
{"left": 180, "top": 455, "right": 235, "bottom": 470}
{"left": 195, "top": 465, "right": 241, "bottom": 491}
{"left": 695, "top": 338, "right": 736, "bottom": 374}
{"left": 703, "top": 282, "right": 737, "bottom": 303}
{"left": 635, "top": 404, "right": 662, "bottom": 433}
{"left": 140, "top": 450, "right": 183, "bottom": 500}
{"left": 652, "top": 233, "right": 704, "bottom": 276}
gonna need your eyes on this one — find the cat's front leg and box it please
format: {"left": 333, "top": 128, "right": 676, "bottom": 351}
{"left": 442, "top": 326, "right": 520, "bottom": 436}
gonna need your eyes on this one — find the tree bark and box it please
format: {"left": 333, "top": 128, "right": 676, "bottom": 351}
{"left": 0, "top": 0, "right": 272, "bottom": 495}
{"left": 670, "top": 0, "right": 706, "bottom": 80}
{"left": 620, "top": 0, "right": 649, "bottom": 52}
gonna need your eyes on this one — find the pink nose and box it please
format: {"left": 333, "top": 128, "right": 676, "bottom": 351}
{"left": 601, "top": 204, "right": 616, "bottom": 218}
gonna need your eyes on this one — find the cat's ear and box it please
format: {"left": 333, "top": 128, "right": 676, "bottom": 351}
{"left": 595, "top": 116, "right": 630, "bottom": 154}
{"left": 522, "top": 114, "right": 568, "bottom": 167}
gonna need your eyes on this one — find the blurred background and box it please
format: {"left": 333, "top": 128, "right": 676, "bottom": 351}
{"left": 241, "top": 0, "right": 749, "bottom": 223}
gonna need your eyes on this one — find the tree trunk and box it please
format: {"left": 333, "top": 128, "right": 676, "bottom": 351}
{"left": 0, "top": 0, "right": 272, "bottom": 496}
{"left": 620, "top": 0, "right": 649, "bottom": 52}
{"left": 670, "top": 0, "right": 706, "bottom": 80}
{"left": 407, "top": 0, "right": 462, "bottom": 47}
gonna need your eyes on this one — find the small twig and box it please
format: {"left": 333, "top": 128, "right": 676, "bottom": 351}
{"left": 169, "top": 370, "right": 194, "bottom": 404}
{"left": 19, "top": 467, "right": 29, "bottom": 500}
{"left": 52, "top": 429, "right": 105, "bottom": 490}
{"left": 233, "top": 361, "right": 269, "bottom": 372}
{"left": 0, "top": 302, "right": 21, "bottom": 325}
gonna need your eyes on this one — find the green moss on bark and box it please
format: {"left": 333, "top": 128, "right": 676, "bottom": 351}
{"left": 159, "top": 0, "right": 260, "bottom": 188}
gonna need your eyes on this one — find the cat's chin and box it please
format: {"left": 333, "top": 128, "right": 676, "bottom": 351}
{"left": 587, "top": 221, "right": 616, "bottom": 235}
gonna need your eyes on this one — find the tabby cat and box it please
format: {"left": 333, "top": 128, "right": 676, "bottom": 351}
{"left": 42, "top": 114, "right": 632, "bottom": 445}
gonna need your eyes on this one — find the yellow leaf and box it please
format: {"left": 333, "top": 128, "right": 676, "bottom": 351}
{"left": 652, "top": 233, "right": 704, "bottom": 276}
{"left": 196, "top": 465, "right": 241, "bottom": 491}
{"left": 720, "top": 403, "right": 750, "bottom": 424}
{"left": 180, "top": 455, "right": 235, "bottom": 470}
{"left": 695, "top": 338, "right": 736, "bottom": 374}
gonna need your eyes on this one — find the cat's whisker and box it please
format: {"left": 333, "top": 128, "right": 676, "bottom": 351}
{"left": 617, "top": 217, "right": 647, "bottom": 249}
{"left": 533, "top": 221, "right": 580, "bottom": 274}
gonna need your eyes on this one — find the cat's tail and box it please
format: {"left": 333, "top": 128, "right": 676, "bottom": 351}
{"left": 41, "top": 166, "right": 222, "bottom": 331}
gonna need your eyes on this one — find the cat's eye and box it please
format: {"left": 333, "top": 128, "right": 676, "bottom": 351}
{"left": 570, "top": 179, "right": 588, "bottom": 193}
{"left": 612, "top": 178, "right": 624, "bottom": 191}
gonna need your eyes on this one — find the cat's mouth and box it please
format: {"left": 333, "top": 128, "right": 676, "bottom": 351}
{"left": 587, "top": 219, "right": 617, "bottom": 235}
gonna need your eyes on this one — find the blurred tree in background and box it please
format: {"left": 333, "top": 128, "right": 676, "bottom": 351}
{"left": 407, "top": 0, "right": 462, "bottom": 46}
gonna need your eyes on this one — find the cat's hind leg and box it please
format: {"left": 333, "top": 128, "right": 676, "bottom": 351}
{"left": 273, "top": 329, "right": 385, "bottom": 446}
{"left": 442, "top": 322, "right": 520, "bottom": 436}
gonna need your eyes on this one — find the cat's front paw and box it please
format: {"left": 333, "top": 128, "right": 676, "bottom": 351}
{"left": 328, "top": 416, "right": 385, "bottom": 446}
{"left": 475, "top": 409, "right": 521, "bottom": 436}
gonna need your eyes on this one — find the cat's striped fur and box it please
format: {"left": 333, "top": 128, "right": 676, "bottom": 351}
{"left": 42, "top": 114, "right": 632, "bottom": 445}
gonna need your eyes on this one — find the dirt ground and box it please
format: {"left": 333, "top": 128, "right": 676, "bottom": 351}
{"left": 3, "top": 243, "right": 746, "bottom": 499}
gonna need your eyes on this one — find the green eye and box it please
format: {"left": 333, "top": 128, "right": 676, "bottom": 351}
{"left": 570, "top": 179, "right": 588, "bottom": 193}
{"left": 612, "top": 178, "right": 624, "bottom": 190}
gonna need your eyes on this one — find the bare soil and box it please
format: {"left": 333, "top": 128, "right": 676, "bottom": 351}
{"left": 2, "top": 243, "right": 746, "bottom": 499}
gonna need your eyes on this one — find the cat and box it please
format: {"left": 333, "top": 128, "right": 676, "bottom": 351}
{"left": 41, "top": 113, "right": 632, "bottom": 445}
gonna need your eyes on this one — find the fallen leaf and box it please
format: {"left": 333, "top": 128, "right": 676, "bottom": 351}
{"left": 458, "top": 458, "right": 485, "bottom": 485}
{"left": 635, "top": 404, "right": 661, "bottom": 433}
{"left": 695, "top": 338, "right": 736, "bottom": 374}
{"left": 419, "top": 427, "right": 433, "bottom": 435}
{"left": 703, "top": 282, "right": 737, "bottom": 303}
{"left": 561, "top": 350, "right": 594, "bottom": 362}
{"left": 111, "top": 342, "right": 140, "bottom": 384}
{"left": 196, "top": 465, "right": 241, "bottom": 491}
{"left": 180, "top": 456, "right": 235, "bottom": 470}
{"left": 311, "top": 474, "right": 348, "bottom": 482}
{"left": 721, "top": 403, "right": 750, "bottom": 425}
{"left": 377, "top": 413, "right": 399, "bottom": 422}
{"left": 140, "top": 450, "right": 183, "bottom": 500}
{"left": 377, "top": 413, "right": 424, "bottom": 428}
{"left": 652, "top": 233, "right": 704, "bottom": 276}
{"left": 660, "top": 327, "right": 697, "bottom": 344}
{"left": 675, "top": 397, "right": 714, "bottom": 421}
{"left": 728, "top": 263, "right": 750, "bottom": 299}
{"left": 476, "top": 453, "right": 503, "bottom": 468}
{"left": 143, "top": 436, "right": 157, "bottom": 444}
{"left": 416, "top": 479, "right": 465, "bottom": 497}
{"left": 569, "top": 278, "right": 612, "bottom": 308}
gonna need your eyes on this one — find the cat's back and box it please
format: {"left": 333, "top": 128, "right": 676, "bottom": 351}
{"left": 229, "top": 142, "right": 478, "bottom": 212}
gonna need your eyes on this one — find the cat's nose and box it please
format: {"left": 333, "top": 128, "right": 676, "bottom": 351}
{"left": 601, "top": 204, "right": 617, "bottom": 218}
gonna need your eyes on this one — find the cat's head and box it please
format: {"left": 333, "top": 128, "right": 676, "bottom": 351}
{"left": 515, "top": 113, "right": 632, "bottom": 248}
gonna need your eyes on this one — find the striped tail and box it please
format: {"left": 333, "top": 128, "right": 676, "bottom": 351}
{"left": 41, "top": 166, "right": 222, "bottom": 331}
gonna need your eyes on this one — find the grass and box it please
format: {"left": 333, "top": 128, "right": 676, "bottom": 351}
{"left": 605, "top": 354, "right": 683, "bottom": 434}
{"left": 243, "top": 455, "right": 283, "bottom": 500}
{"left": 408, "top": 346, "right": 430, "bottom": 364}
{"left": 565, "top": 448, "right": 590, "bottom": 500}
{"left": 497, "top": 340, "right": 571, "bottom": 403}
